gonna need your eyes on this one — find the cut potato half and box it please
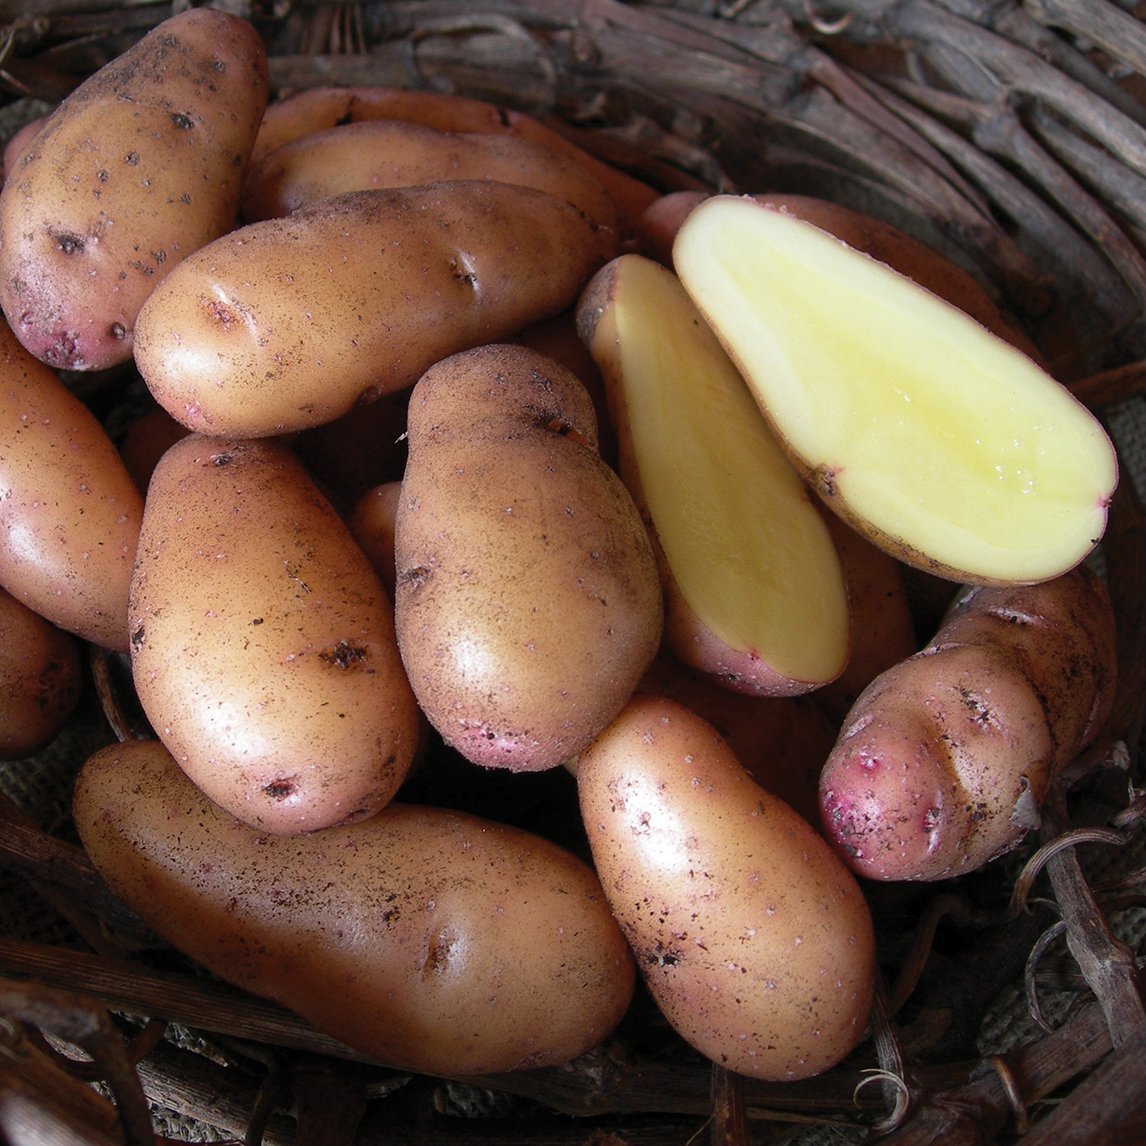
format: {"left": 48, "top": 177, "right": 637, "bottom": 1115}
{"left": 673, "top": 195, "right": 1118, "bottom": 585}
{"left": 577, "top": 253, "right": 850, "bottom": 694}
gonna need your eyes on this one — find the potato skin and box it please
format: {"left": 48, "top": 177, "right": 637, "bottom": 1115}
{"left": 577, "top": 694, "right": 876, "bottom": 1080}
{"left": 0, "top": 8, "right": 268, "bottom": 370}
{"left": 814, "top": 510, "right": 918, "bottom": 722}
{"left": 819, "top": 565, "right": 1118, "bottom": 881}
{"left": 2, "top": 115, "right": 46, "bottom": 182}
{"left": 630, "top": 651, "right": 837, "bottom": 828}
{"left": 0, "top": 584, "right": 82, "bottom": 758}
{"left": 134, "top": 181, "right": 617, "bottom": 437}
{"left": 394, "top": 343, "right": 663, "bottom": 771}
{"left": 129, "top": 435, "right": 421, "bottom": 833}
{"left": 73, "top": 736, "right": 637, "bottom": 1077}
{"left": 0, "top": 321, "right": 143, "bottom": 651}
{"left": 241, "top": 119, "right": 619, "bottom": 233}
{"left": 248, "top": 84, "right": 658, "bottom": 236}
{"left": 348, "top": 481, "right": 402, "bottom": 598}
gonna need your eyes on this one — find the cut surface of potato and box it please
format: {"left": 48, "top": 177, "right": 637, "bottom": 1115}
{"left": 578, "top": 254, "right": 849, "bottom": 693}
{"left": 673, "top": 195, "right": 1117, "bottom": 585}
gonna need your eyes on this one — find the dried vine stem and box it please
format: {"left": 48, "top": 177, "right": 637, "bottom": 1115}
{"left": 877, "top": 994, "right": 1113, "bottom": 1145}
{"left": 1023, "top": 0, "right": 1146, "bottom": 78}
{"left": 1014, "top": 1016, "right": 1146, "bottom": 1146}
{"left": 1038, "top": 788, "right": 1146, "bottom": 1047}
{"left": 707, "top": 1064, "right": 750, "bottom": 1145}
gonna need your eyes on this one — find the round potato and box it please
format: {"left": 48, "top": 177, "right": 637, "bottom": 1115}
{"left": 73, "top": 736, "right": 637, "bottom": 1077}
{"left": 129, "top": 434, "right": 421, "bottom": 833}
{"left": 578, "top": 694, "right": 876, "bottom": 1080}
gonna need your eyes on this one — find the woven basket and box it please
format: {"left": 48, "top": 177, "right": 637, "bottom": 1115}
{"left": 2, "top": 1, "right": 1146, "bottom": 1143}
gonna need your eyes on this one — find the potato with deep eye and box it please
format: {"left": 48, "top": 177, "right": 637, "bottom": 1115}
{"left": 393, "top": 342, "right": 663, "bottom": 772}
{"left": 128, "top": 434, "right": 421, "bottom": 834}
{"left": 577, "top": 693, "right": 876, "bottom": 1081}
{"left": 819, "top": 564, "right": 1118, "bottom": 881}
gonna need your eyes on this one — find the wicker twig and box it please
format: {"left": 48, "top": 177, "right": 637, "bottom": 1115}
{"left": 1038, "top": 789, "right": 1146, "bottom": 1047}
{"left": 877, "top": 994, "right": 1114, "bottom": 1144}
{"left": 1022, "top": 0, "right": 1146, "bottom": 79}
{"left": 0, "top": 977, "right": 159, "bottom": 1145}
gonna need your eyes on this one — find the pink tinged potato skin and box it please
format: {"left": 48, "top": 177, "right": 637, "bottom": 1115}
{"left": 394, "top": 343, "right": 662, "bottom": 773}
{"left": 819, "top": 567, "right": 1117, "bottom": 882}
{"left": 128, "top": 435, "right": 421, "bottom": 834}
{"left": 0, "top": 8, "right": 268, "bottom": 371}
{"left": 73, "top": 737, "right": 637, "bottom": 1077}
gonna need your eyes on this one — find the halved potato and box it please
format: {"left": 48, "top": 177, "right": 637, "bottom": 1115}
{"left": 578, "top": 253, "right": 849, "bottom": 695}
{"left": 673, "top": 195, "right": 1117, "bottom": 586}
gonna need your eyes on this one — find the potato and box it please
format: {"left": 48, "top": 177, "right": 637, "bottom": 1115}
{"left": 0, "top": 584, "right": 83, "bottom": 759}
{"left": 578, "top": 694, "right": 876, "bottom": 1080}
{"left": 2, "top": 115, "right": 46, "bottom": 183}
{"left": 0, "top": 320, "right": 143, "bottom": 651}
{"left": 814, "top": 511, "right": 918, "bottom": 723}
{"left": 133, "top": 181, "right": 617, "bottom": 438}
{"left": 0, "top": 8, "right": 268, "bottom": 371}
{"left": 73, "top": 736, "right": 637, "bottom": 1076}
{"left": 394, "top": 343, "right": 663, "bottom": 772}
{"left": 673, "top": 195, "right": 1117, "bottom": 585}
{"left": 248, "top": 84, "right": 659, "bottom": 237}
{"left": 347, "top": 480, "right": 402, "bottom": 599}
{"left": 819, "top": 564, "right": 1118, "bottom": 881}
{"left": 241, "top": 118, "right": 619, "bottom": 233}
{"left": 129, "top": 435, "right": 421, "bottom": 833}
{"left": 118, "top": 405, "right": 192, "bottom": 494}
{"left": 577, "top": 253, "right": 850, "bottom": 696}
{"left": 623, "top": 649, "right": 837, "bottom": 828}
{"left": 638, "top": 191, "right": 1043, "bottom": 361}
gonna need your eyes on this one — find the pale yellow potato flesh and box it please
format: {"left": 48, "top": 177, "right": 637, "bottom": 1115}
{"left": 673, "top": 196, "right": 1118, "bottom": 585}
{"left": 580, "top": 254, "right": 848, "bottom": 690}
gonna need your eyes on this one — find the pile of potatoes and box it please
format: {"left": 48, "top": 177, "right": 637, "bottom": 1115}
{"left": 0, "top": 7, "right": 1122, "bottom": 1088}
